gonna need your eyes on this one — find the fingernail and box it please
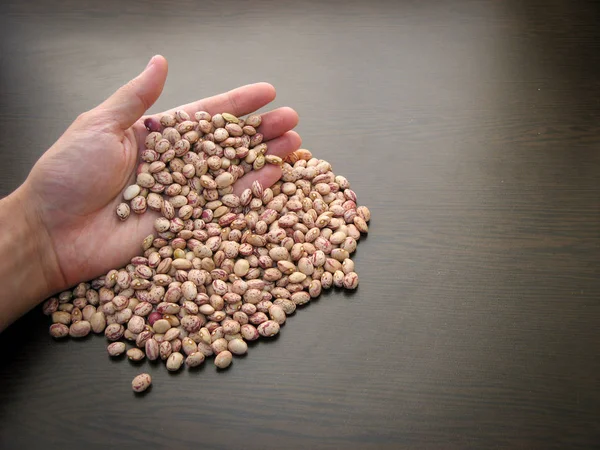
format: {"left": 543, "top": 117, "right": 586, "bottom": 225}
{"left": 145, "top": 55, "right": 159, "bottom": 69}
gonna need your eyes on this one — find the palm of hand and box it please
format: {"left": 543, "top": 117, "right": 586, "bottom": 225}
{"left": 25, "top": 72, "right": 300, "bottom": 290}
{"left": 29, "top": 119, "right": 148, "bottom": 286}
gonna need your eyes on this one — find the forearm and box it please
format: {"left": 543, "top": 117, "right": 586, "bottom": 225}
{"left": 0, "top": 185, "right": 64, "bottom": 331}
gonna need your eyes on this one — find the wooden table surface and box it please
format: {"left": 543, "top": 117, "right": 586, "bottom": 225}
{"left": 1, "top": 0, "right": 599, "bottom": 448}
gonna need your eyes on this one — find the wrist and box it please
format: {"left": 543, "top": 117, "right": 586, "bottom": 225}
{"left": 0, "top": 183, "right": 66, "bottom": 330}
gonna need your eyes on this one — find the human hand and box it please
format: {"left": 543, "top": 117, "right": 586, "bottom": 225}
{"left": 18, "top": 55, "right": 301, "bottom": 296}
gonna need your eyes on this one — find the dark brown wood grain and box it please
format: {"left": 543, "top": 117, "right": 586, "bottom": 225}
{"left": 1, "top": 0, "right": 600, "bottom": 448}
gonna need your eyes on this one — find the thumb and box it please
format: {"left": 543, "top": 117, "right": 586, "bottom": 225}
{"left": 96, "top": 55, "right": 168, "bottom": 130}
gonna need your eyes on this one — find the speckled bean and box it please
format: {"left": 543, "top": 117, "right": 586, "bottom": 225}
{"left": 145, "top": 338, "right": 159, "bottom": 360}
{"left": 227, "top": 339, "right": 248, "bottom": 355}
{"left": 152, "top": 319, "right": 171, "bottom": 334}
{"left": 166, "top": 352, "right": 184, "bottom": 371}
{"left": 127, "top": 347, "right": 145, "bottom": 361}
{"left": 257, "top": 320, "right": 280, "bottom": 337}
{"left": 214, "top": 350, "right": 232, "bottom": 369}
{"left": 132, "top": 373, "right": 152, "bottom": 393}
{"left": 211, "top": 337, "right": 228, "bottom": 354}
{"left": 159, "top": 341, "right": 173, "bottom": 360}
{"left": 69, "top": 320, "right": 91, "bottom": 338}
{"left": 107, "top": 342, "right": 126, "bottom": 356}
{"left": 105, "top": 323, "right": 125, "bottom": 341}
{"left": 49, "top": 323, "right": 69, "bottom": 338}
{"left": 268, "top": 305, "right": 286, "bottom": 325}
{"left": 185, "top": 352, "right": 206, "bottom": 368}
{"left": 240, "top": 324, "right": 260, "bottom": 341}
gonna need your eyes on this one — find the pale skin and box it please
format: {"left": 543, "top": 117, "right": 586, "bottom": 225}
{"left": 0, "top": 55, "right": 301, "bottom": 331}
